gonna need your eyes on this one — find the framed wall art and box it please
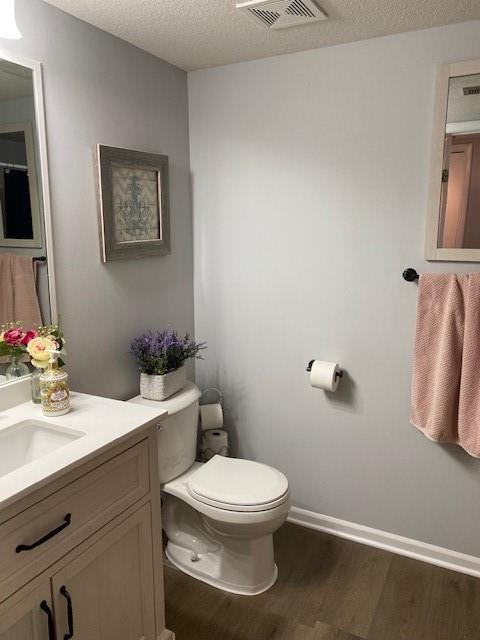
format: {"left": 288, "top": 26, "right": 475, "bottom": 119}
{"left": 96, "top": 144, "right": 170, "bottom": 262}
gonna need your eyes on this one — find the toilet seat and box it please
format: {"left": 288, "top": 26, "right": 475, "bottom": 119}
{"left": 187, "top": 456, "right": 289, "bottom": 513}
{"left": 163, "top": 462, "right": 290, "bottom": 526}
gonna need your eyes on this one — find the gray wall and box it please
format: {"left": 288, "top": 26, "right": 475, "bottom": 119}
{"left": 1, "top": 0, "right": 193, "bottom": 398}
{"left": 189, "top": 21, "right": 480, "bottom": 556}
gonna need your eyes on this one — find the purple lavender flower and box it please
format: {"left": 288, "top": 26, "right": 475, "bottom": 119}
{"left": 130, "top": 328, "right": 206, "bottom": 375}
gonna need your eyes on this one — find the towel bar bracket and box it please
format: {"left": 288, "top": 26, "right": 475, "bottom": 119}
{"left": 403, "top": 268, "right": 419, "bottom": 282}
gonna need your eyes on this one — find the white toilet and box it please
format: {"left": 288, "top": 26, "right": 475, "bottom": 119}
{"left": 129, "top": 382, "right": 290, "bottom": 595}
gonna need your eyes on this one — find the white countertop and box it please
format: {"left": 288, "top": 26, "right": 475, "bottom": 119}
{"left": 0, "top": 391, "right": 167, "bottom": 512}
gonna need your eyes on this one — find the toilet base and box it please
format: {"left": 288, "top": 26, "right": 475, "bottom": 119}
{"left": 165, "top": 541, "right": 278, "bottom": 596}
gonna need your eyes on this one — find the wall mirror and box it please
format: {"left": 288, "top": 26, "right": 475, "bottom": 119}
{"left": 0, "top": 52, "right": 56, "bottom": 385}
{"left": 426, "top": 58, "right": 480, "bottom": 261}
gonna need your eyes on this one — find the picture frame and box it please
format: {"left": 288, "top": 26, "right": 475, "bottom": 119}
{"left": 95, "top": 144, "right": 170, "bottom": 262}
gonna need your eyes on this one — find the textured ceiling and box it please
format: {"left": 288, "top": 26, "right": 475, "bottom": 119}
{"left": 43, "top": 0, "right": 480, "bottom": 71}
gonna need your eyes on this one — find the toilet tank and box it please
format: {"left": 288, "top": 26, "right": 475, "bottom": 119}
{"left": 128, "top": 382, "right": 201, "bottom": 483}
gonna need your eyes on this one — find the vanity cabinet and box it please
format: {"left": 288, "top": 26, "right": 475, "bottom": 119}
{"left": 51, "top": 504, "right": 156, "bottom": 640}
{"left": 0, "top": 581, "right": 52, "bottom": 640}
{"left": 0, "top": 439, "right": 150, "bottom": 597}
{"left": 0, "top": 426, "right": 173, "bottom": 640}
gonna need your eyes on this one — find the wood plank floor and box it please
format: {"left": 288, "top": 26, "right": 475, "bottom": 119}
{"left": 164, "top": 522, "right": 480, "bottom": 640}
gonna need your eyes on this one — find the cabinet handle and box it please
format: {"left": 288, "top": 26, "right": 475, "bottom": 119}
{"left": 40, "top": 600, "right": 55, "bottom": 640}
{"left": 16, "top": 513, "right": 72, "bottom": 553}
{"left": 60, "top": 585, "right": 74, "bottom": 640}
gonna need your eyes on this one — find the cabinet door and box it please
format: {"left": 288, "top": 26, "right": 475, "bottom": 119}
{"left": 52, "top": 504, "right": 156, "bottom": 640}
{"left": 0, "top": 581, "right": 53, "bottom": 640}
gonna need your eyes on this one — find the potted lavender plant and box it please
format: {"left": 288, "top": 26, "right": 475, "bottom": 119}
{"left": 130, "top": 328, "right": 206, "bottom": 401}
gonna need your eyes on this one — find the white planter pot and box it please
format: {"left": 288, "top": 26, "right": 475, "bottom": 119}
{"left": 140, "top": 366, "right": 187, "bottom": 401}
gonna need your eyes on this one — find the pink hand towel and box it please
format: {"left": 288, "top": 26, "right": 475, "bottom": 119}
{"left": 411, "top": 273, "right": 480, "bottom": 457}
{"left": 0, "top": 253, "right": 42, "bottom": 329}
{"left": 458, "top": 273, "right": 480, "bottom": 456}
{"left": 0, "top": 253, "right": 15, "bottom": 324}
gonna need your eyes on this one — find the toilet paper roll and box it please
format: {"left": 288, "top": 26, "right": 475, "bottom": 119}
{"left": 309, "top": 360, "right": 341, "bottom": 392}
{"left": 200, "top": 429, "right": 229, "bottom": 462}
{"left": 199, "top": 403, "right": 223, "bottom": 431}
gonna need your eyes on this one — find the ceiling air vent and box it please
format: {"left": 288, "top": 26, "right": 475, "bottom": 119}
{"left": 463, "top": 86, "right": 480, "bottom": 96}
{"left": 236, "top": 0, "right": 327, "bottom": 30}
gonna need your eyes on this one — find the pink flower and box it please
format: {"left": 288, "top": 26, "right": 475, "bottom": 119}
{"left": 3, "top": 328, "right": 24, "bottom": 345}
{"left": 45, "top": 336, "right": 60, "bottom": 350}
{"left": 20, "top": 330, "right": 38, "bottom": 346}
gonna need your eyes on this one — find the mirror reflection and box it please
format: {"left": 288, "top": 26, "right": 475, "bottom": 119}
{"left": 0, "top": 59, "right": 52, "bottom": 384}
{"left": 438, "top": 73, "right": 480, "bottom": 249}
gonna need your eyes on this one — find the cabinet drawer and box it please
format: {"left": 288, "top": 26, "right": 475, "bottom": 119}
{"left": 0, "top": 440, "right": 149, "bottom": 600}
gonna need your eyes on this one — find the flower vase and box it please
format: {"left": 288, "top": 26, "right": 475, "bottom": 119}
{"left": 5, "top": 352, "right": 29, "bottom": 381}
{"left": 30, "top": 366, "right": 42, "bottom": 404}
{"left": 140, "top": 365, "right": 187, "bottom": 401}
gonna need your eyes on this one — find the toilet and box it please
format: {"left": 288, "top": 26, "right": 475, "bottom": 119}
{"left": 128, "top": 382, "right": 290, "bottom": 595}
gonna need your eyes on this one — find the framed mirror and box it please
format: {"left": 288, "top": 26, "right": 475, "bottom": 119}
{"left": 426, "top": 58, "right": 480, "bottom": 261}
{"left": 0, "top": 51, "right": 56, "bottom": 385}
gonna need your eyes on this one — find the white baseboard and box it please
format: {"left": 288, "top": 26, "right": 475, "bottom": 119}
{"left": 288, "top": 506, "right": 480, "bottom": 579}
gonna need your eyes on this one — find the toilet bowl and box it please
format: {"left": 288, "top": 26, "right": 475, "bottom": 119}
{"left": 128, "top": 382, "right": 290, "bottom": 595}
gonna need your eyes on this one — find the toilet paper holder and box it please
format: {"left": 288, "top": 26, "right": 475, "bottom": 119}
{"left": 306, "top": 360, "right": 343, "bottom": 380}
{"left": 200, "top": 387, "right": 224, "bottom": 406}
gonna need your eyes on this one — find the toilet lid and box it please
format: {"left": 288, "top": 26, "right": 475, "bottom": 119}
{"left": 187, "top": 456, "right": 289, "bottom": 512}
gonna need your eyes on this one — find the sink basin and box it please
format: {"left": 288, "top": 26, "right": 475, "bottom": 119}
{"left": 0, "top": 420, "right": 84, "bottom": 478}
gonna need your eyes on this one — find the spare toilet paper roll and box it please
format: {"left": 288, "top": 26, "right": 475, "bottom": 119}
{"left": 200, "top": 429, "right": 229, "bottom": 462}
{"left": 309, "top": 360, "right": 341, "bottom": 392}
{"left": 199, "top": 403, "right": 224, "bottom": 431}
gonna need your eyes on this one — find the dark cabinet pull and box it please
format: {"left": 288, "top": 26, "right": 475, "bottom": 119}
{"left": 40, "top": 600, "right": 55, "bottom": 640}
{"left": 16, "top": 513, "right": 72, "bottom": 553}
{"left": 60, "top": 585, "right": 74, "bottom": 640}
